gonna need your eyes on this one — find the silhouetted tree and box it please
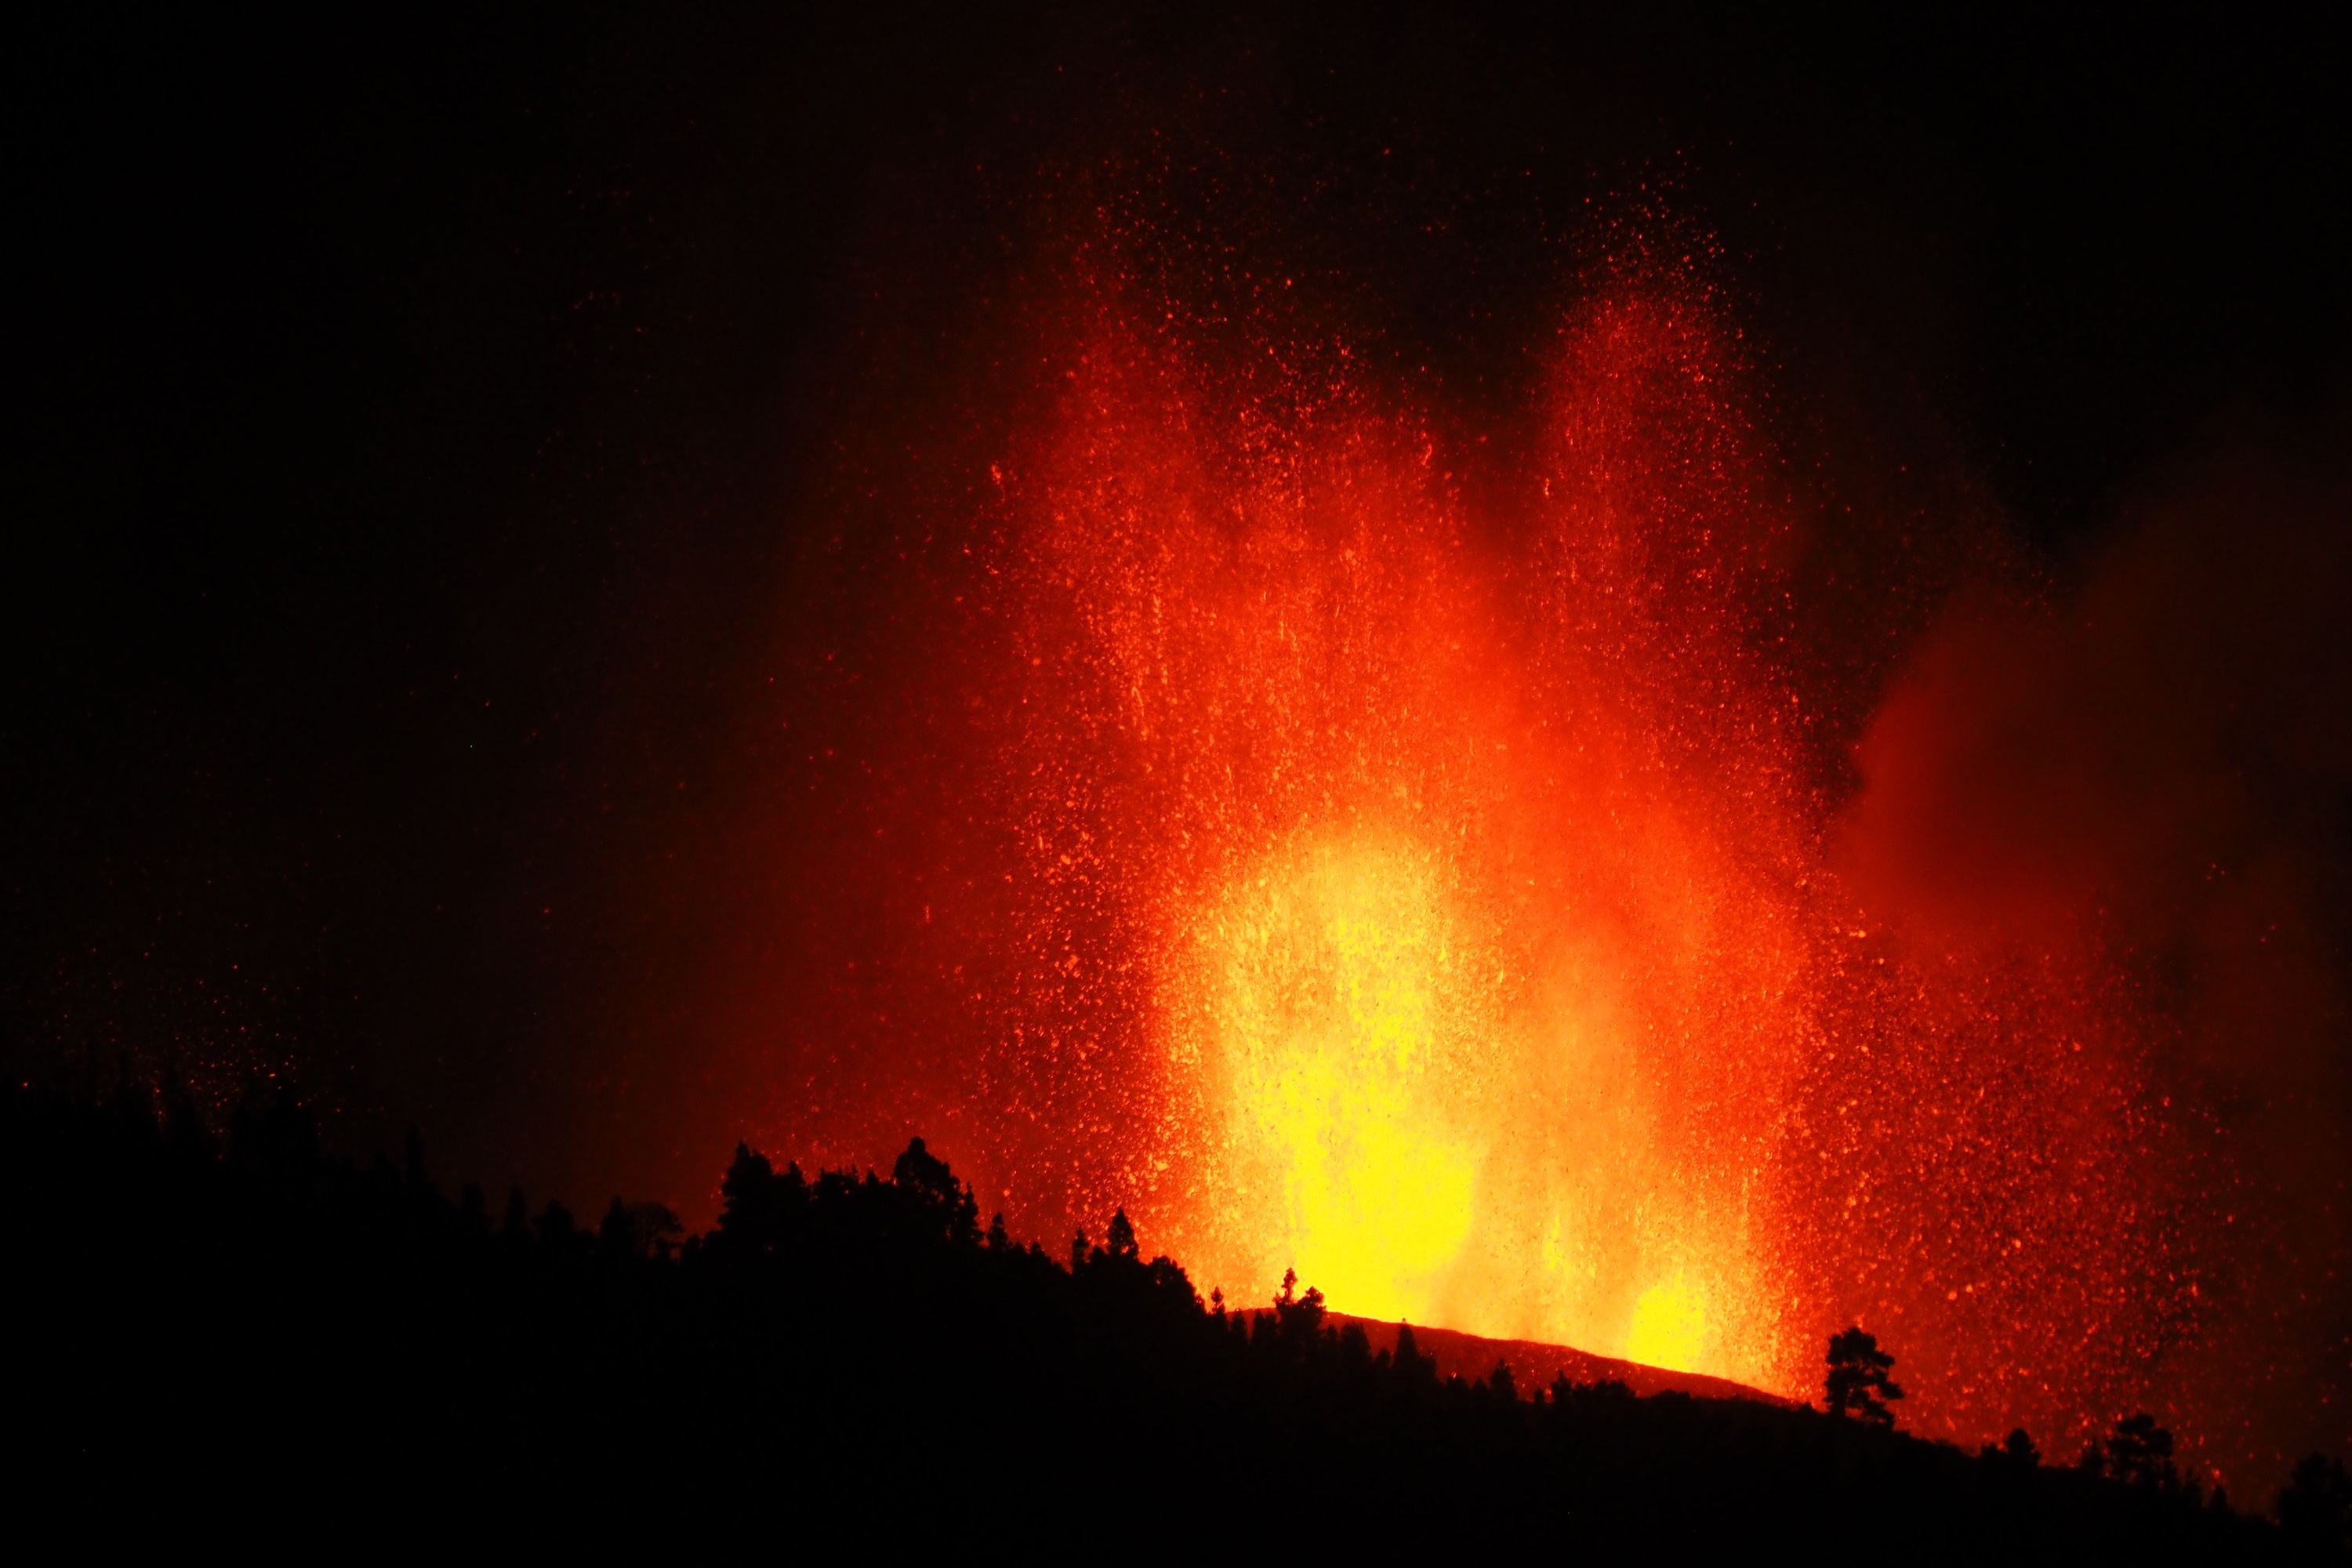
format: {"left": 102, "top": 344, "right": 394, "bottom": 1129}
{"left": 1823, "top": 1327, "right": 1903, "bottom": 1426}
{"left": 601, "top": 1197, "right": 683, "bottom": 1260}
{"left": 715, "top": 1142, "right": 812, "bottom": 1259}
{"left": 0, "top": 1083, "right": 2312, "bottom": 1555}
{"left": 640, "top": 1203, "right": 684, "bottom": 1261}
{"left": 1981, "top": 1427, "right": 2038, "bottom": 1468}
{"left": 2107, "top": 1414, "right": 2177, "bottom": 1490}
{"left": 892, "top": 1137, "right": 980, "bottom": 1246}
{"left": 1548, "top": 1375, "right": 1637, "bottom": 1418}
{"left": 717, "top": 1143, "right": 775, "bottom": 1247}
{"left": 2280, "top": 1453, "right": 2352, "bottom": 1552}
{"left": 1271, "top": 1267, "right": 1327, "bottom": 1352}
{"left": 1395, "top": 1321, "right": 1428, "bottom": 1381}
{"left": 601, "top": 1196, "right": 637, "bottom": 1258}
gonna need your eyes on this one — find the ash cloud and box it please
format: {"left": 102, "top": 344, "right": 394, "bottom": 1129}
{"left": 1831, "top": 408, "right": 2352, "bottom": 1467}
{"left": 1837, "top": 408, "right": 2351, "bottom": 1011}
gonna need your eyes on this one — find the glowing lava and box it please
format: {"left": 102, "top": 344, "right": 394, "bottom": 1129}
{"left": 779, "top": 205, "right": 2308, "bottom": 1486}
{"left": 982, "top": 267, "right": 1813, "bottom": 1392}
{"left": 1626, "top": 1273, "right": 1713, "bottom": 1374}
{"left": 1188, "top": 832, "right": 1481, "bottom": 1325}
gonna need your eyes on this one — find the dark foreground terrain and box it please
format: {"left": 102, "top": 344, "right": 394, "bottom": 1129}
{"left": 7, "top": 1087, "right": 2336, "bottom": 1557}
{"left": 1323, "top": 1312, "right": 1790, "bottom": 1405}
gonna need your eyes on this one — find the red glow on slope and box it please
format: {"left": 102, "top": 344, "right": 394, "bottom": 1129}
{"left": 978, "top": 263, "right": 1871, "bottom": 1399}
{"left": 750, "top": 215, "right": 2343, "bottom": 1492}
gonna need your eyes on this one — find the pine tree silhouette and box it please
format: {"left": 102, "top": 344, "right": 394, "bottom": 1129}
{"left": 2280, "top": 1453, "right": 2352, "bottom": 1551}
{"left": 891, "top": 1136, "right": 978, "bottom": 1244}
{"left": 2106, "top": 1414, "right": 2178, "bottom": 1491}
{"left": 1823, "top": 1327, "right": 1904, "bottom": 1426}
{"left": 1105, "top": 1207, "right": 1138, "bottom": 1261}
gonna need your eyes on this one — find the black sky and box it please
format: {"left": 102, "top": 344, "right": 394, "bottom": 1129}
{"left": 9, "top": 5, "right": 2347, "bottom": 1207}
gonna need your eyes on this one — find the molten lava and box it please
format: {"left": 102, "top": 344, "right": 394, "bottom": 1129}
{"left": 974, "top": 269, "right": 1824, "bottom": 1396}
{"left": 765, "top": 210, "right": 2340, "bottom": 1490}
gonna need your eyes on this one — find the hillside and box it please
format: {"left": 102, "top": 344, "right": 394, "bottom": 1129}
{"left": 1323, "top": 1313, "right": 1788, "bottom": 1405}
{"left": 7, "top": 1088, "right": 2332, "bottom": 1556}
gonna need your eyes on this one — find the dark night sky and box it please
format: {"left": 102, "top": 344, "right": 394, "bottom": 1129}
{"left": 9, "top": 5, "right": 2347, "bottom": 1214}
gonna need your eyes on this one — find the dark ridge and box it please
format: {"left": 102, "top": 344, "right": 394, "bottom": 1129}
{"left": 8, "top": 1085, "right": 2329, "bottom": 1556}
{"left": 1319, "top": 1312, "right": 1791, "bottom": 1406}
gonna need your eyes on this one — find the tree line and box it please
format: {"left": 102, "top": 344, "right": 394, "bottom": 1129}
{"left": 7, "top": 1083, "right": 2343, "bottom": 1558}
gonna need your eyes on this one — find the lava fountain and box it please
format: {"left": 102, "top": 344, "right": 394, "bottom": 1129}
{"left": 984, "top": 265, "right": 1820, "bottom": 1393}
{"left": 773, "top": 200, "right": 2334, "bottom": 1486}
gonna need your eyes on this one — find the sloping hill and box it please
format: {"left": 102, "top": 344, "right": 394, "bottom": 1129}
{"left": 1327, "top": 1313, "right": 1793, "bottom": 1404}
{"left": 9, "top": 1098, "right": 2305, "bottom": 1556}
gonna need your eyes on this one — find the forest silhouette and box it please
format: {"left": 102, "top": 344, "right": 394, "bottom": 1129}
{"left": 9, "top": 1084, "right": 2343, "bottom": 1556}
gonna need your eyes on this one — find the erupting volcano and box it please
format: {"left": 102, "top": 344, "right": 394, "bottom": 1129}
{"left": 991, "top": 262, "right": 1820, "bottom": 1396}
{"left": 22, "top": 8, "right": 2348, "bottom": 1523}
{"left": 726, "top": 189, "right": 2350, "bottom": 1491}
